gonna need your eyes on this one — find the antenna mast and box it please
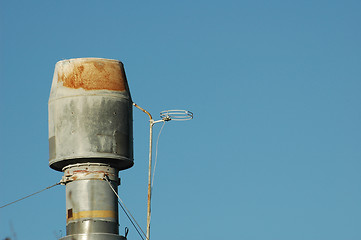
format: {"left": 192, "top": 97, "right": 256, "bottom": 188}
{"left": 133, "top": 104, "right": 193, "bottom": 240}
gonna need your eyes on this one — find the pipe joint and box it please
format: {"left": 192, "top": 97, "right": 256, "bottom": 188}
{"left": 62, "top": 163, "right": 119, "bottom": 185}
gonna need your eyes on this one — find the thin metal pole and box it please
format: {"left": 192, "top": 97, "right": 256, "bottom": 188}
{"left": 147, "top": 121, "right": 153, "bottom": 240}
{"left": 133, "top": 103, "right": 153, "bottom": 240}
{"left": 133, "top": 104, "right": 191, "bottom": 240}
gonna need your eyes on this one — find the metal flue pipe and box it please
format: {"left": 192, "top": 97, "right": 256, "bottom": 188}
{"left": 49, "top": 58, "right": 133, "bottom": 240}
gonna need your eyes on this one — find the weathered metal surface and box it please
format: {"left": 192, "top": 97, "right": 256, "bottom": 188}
{"left": 49, "top": 58, "right": 130, "bottom": 240}
{"left": 67, "top": 210, "right": 117, "bottom": 223}
{"left": 60, "top": 233, "right": 127, "bottom": 240}
{"left": 48, "top": 58, "right": 133, "bottom": 171}
{"left": 64, "top": 164, "right": 120, "bottom": 236}
{"left": 62, "top": 163, "right": 119, "bottom": 183}
{"left": 67, "top": 221, "right": 119, "bottom": 235}
{"left": 57, "top": 59, "right": 127, "bottom": 91}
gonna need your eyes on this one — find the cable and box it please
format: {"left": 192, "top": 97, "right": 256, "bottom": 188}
{"left": 104, "top": 176, "right": 149, "bottom": 240}
{"left": 104, "top": 176, "right": 147, "bottom": 240}
{"left": 118, "top": 199, "right": 145, "bottom": 240}
{"left": 0, "top": 182, "right": 61, "bottom": 209}
{"left": 149, "top": 121, "right": 166, "bottom": 226}
{"left": 151, "top": 120, "right": 166, "bottom": 190}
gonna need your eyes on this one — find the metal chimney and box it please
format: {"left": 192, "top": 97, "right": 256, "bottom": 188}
{"left": 49, "top": 58, "right": 133, "bottom": 240}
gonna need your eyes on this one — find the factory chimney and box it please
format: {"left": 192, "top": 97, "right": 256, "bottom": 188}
{"left": 49, "top": 58, "right": 132, "bottom": 240}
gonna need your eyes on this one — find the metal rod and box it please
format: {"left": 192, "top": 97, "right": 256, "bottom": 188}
{"left": 133, "top": 103, "right": 154, "bottom": 240}
{"left": 133, "top": 103, "right": 152, "bottom": 120}
{"left": 147, "top": 121, "right": 153, "bottom": 240}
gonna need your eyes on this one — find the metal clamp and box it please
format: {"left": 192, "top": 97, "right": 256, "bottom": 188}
{"left": 61, "top": 163, "right": 119, "bottom": 184}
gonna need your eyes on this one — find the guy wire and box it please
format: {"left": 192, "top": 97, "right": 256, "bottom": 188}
{"left": 0, "top": 182, "right": 61, "bottom": 209}
{"left": 104, "top": 176, "right": 148, "bottom": 240}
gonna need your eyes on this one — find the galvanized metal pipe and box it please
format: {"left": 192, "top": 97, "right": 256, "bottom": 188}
{"left": 49, "top": 58, "right": 133, "bottom": 172}
{"left": 60, "top": 164, "right": 126, "bottom": 240}
{"left": 49, "top": 58, "right": 133, "bottom": 240}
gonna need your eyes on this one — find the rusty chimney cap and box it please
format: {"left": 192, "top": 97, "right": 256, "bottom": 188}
{"left": 54, "top": 57, "right": 129, "bottom": 92}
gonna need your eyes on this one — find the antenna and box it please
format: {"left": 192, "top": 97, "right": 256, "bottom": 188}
{"left": 133, "top": 104, "right": 193, "bottom": 240}
{"left": 160, "top": 110, "right": 193, "bottom": 121}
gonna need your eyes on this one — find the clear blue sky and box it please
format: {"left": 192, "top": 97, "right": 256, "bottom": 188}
{"left": 1, "top": 0, "right": 360, "bottom": 239}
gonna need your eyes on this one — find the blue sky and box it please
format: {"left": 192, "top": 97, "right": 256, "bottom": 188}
{"left": 1, "top": 0, "right": 360, "bottom": 239}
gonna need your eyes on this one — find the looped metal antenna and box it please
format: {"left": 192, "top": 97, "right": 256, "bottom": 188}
{"left": 133, "top": 103, "right": 193, "bottom": 240}
{"left": 160, "top": 110, "right": 193, "bottom": 121}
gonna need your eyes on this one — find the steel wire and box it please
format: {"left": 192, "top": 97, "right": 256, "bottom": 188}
{"left": 0, "top": 182, "right": 61, "bottom": 209}
{"left": 104, "top": 176, "right": 149, "bottom": 240}
{"left": 151, "top": 120, "right": 166, "bottom": 190}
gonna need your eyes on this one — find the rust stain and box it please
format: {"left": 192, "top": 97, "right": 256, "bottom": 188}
{"left": 58, "top": 59, "right": 126, "bottom": 91}
{"left": 78, "top": 65, "right": 84, "bottom": 73}
{"left": 93, "top": 61, "right": 105, "bottom": 71}
{"left": 72, "top": 170, "right": 110, "bottom": 174}
{"left": 66, "top": 210, "right": 116, "bottom": 223}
